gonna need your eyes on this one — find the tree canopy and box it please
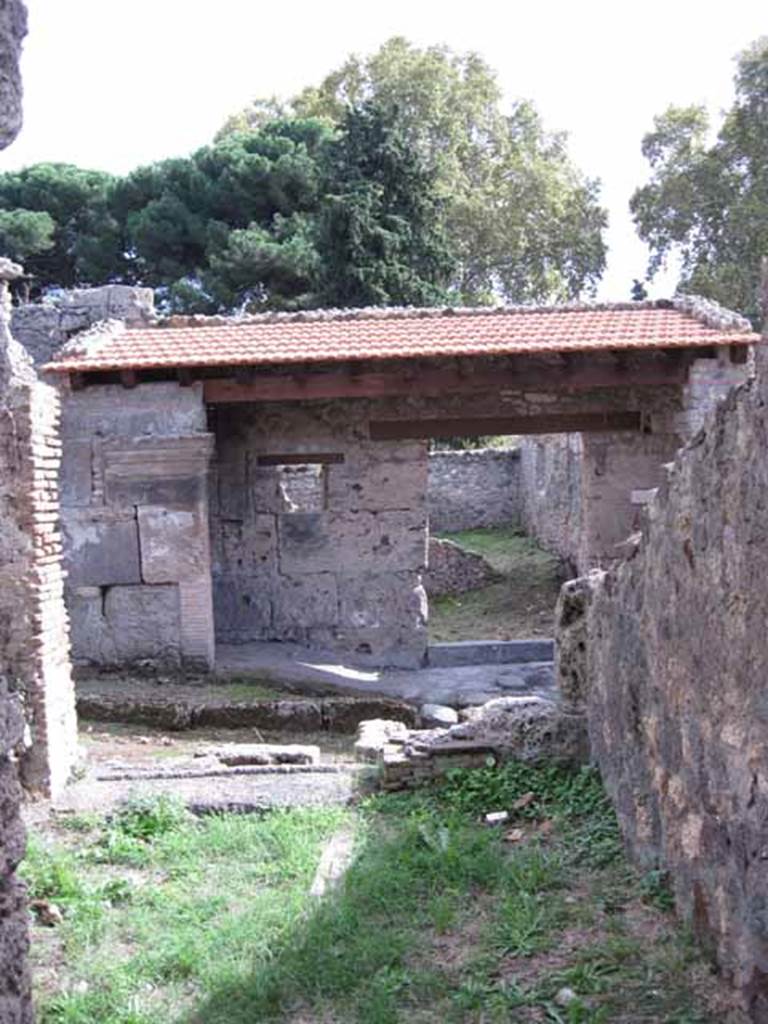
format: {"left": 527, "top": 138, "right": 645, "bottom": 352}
{"left": 0, "top": 38, "right": 609, "bottom": 312}
{"left": 631, "top": 36, "right": 768, "bottom": 324}
{"left": 219, "top": 37, "right": 608, "bottom": 304}
{"left": 0, "top": 107, "right": 456, "bottom": 311}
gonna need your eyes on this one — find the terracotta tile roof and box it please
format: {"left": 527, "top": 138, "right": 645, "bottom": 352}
{"left": 43, "top": 297, "right": 759, "bottom": 374}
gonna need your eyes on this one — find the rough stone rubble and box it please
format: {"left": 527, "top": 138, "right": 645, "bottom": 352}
{"left": 573, "top": 328, "right": 768, "bottom": 1018}
{"left": 0, "top": 4, "right": 37, "bottom": 1017}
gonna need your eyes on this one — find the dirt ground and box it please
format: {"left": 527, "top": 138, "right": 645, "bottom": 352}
{"left": 79, "top": 719, "right": 356, "bottom": 765}
{"left": 429, "top": 526, "right": 565, "bottom": 643}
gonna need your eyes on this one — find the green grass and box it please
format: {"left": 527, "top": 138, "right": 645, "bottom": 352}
{"left": 24, "top": 766, "right": 719, "bottom": 1024}
{"left": 429, "top": 524, "right": 564, "bottom": 642}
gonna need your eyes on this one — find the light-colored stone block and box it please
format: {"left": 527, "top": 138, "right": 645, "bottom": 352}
{"left": 137, "top": 505, "right": 209, "bottom": 584}
{"left": 279, "top": 510, "right": 427, "bottom": 575}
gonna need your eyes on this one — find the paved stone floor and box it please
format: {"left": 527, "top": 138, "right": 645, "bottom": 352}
{"left": 216, "top": 641, "right": 555, "bottom": 707}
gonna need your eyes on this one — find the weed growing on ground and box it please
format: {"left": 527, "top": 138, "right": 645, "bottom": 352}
{"left": 24, "top": 767, "right": 722, "bottom": 1024}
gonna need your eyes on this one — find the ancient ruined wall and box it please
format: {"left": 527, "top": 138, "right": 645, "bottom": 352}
{"left": 518, "top": 434, "right": 582, "bottom": 570}
{"left": 211, "top": 400, "right": 429, "bottom": 668}
{"left": 584, "top": 339, "right": 768, "bottom": 1019}
{"left": 0, "top": 260, "right": 37, "bottom": 1023}
{"left": 0, "top": 7, "right": 35, "bottom": 1021}
{"left": 11, "top": 286, "right": 155, "bottom": 367}
{"left": 427, "top": 448, "right": 521, "bottom": 533}
{"left": 0, "top": 0, "right": 26, "bottom": 150}
{"left": 60, "top": 383, "right": 215, "bottom": 670}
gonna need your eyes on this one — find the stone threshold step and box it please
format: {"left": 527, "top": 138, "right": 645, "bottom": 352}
{"left": 428, "top": 638, "right": 554, "bottom": 668}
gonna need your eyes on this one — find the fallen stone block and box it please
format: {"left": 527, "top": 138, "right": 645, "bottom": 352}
{"left": 195, "top": 743, "right": 320, "bottom": 766}
{"left": 354, "top": 719, "right": 410, "bottom": 762}
{"left": 420, "top": 703, "right": 459, "bottom": 728}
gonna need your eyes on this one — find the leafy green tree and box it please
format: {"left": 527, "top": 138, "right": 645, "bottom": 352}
{"left": 631, "top": 37, "right": 768, "bottom": 324}
{"left": 222, "top": 37, "right": 607, "bottom": 303}
{"left": 109, "top": 119, "right": 332, "bottom": 308}
{"left": 0, "top": 163, "right": 120, "bottom": 291}
{"left": 314, "top": 103, "right": 455, "bottom": 307}
{"left": 0, "top": 208, "right": 55, "bottom": 262}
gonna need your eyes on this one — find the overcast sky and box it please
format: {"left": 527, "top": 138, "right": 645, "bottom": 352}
{"left": 2, "top": 0, "right": 764, "bottom": 300}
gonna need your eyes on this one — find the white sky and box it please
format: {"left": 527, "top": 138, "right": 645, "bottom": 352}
{"left": 2, "top": 0, "right": 765, "bottom": 300}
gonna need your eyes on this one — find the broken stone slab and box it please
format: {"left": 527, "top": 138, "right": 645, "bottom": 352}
{"left": 194, "top": 743, "right": 320, "bottom": 766}
{"left": 93, "top": 763, "right": 346, "bottom": 782}
{"left": 309, "top": 826, "right": 357, "bottom": 897}
{"left": 435, "top": 695, "right": 589, "bottom": 764}
{"left": 354, "top": 719, "right": 410, "bottom": 763}
{"left": 420, "top": 703, "right": 459, "bottom": 728}
{"left": 378, "top": 695, "right": 589, "bottom": 790}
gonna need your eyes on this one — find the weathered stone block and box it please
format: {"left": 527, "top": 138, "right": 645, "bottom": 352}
{"left": 279, "top": 510, "right": 427, "bottom": 575}
{"left": 215, "top": 514, "right": 276, "bottom": 578}
{"left": 212, "top": 576, "right": 272, "bottom": 643}
{"left": 273, "top": 573, "right": 338, "bottom": 635}
{"left": 438, "top": 696, "right": 589, "bottom": 764}
{"left": 327, "top": 444, "right": 428, "bottom": 512}
{"left": 66, "top": 586, "right": 116, "bottom": 665}
{"left": 62, "top": 511, "right": 141, "bottom": 587}
{"left": 61, "top": 383, "right": 206, "bottom": 441}
{"left": 217, "top": 454, "right": 248, "bottom": 518}
{"left": 338, "top": 571, "right": 427, "bottom": 631}
{"left": 554, "top": 572, "right": 603, "bottom": 708}
{"left": 58, "top": 439, "right": 91, "bottom": 507}
{"left": 137, "top": 505, "right": 208, "bottom": 584}
{"left": 104, "top": 584, "right": 181, "bottom": 666}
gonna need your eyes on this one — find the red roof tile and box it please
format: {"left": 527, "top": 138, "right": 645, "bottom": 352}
{"left": 43, "top": 300, "right": 759, "bottom": 374}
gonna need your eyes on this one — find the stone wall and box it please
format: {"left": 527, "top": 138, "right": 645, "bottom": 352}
{"left": 427, "top": 448, "right": 521, "bottom": 532}
{"left": 580, "top": 337, "right": 768, "bottom": 1018}
{"left": 518, "top": 434, "right": 582, "bottom": 570}
{"left": 11, "top": 286, "right": 154, "bottom": 367}
{"left": 0, "top": 7, "right": 35, "bottom": 1020}
{"left": 60, "top": 383, "right": 215, "bottom": 671}
{"left": 211, "top": 401, "right": 429, "bottom": 667}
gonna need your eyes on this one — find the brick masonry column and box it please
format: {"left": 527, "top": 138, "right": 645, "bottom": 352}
{"left": 0, "top": 260, "right": 78, "bottom": 799}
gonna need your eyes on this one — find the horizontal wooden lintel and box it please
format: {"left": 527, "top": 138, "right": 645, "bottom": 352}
{"left": 256, "top": 452, "right": 345, "bottom": 466}
{"left": 369, "top": 411, "right": 643, "bottom": 441}
{"left": 202, "top": 358, "right": 690, "bottom": 405}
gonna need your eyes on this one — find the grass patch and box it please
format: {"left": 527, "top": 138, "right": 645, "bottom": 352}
{"left": 429, "top": 525, "right": 564, "bottom": 642}
{"left": 25, "top": 767, "right": 723, "bottom": 1023}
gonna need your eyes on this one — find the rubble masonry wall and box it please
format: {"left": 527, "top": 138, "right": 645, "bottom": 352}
{"left": 581, "top": 342, "right": 768, "bottom": 1019}
{"left": 427, "top": 448, "right": 521, "bottom": 533}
